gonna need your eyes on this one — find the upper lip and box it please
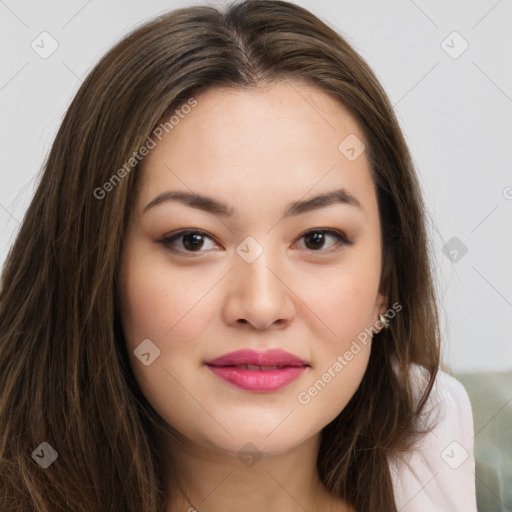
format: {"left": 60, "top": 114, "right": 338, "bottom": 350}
{"left": 205, "top": 349, "right": 309, "bottom": 367}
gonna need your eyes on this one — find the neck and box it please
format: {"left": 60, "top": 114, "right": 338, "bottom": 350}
{"left": 163, "top": 430, "right": 352, "bottom": 512}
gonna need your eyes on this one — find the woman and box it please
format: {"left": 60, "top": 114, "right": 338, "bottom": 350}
{"left": 0, "top": 1, "right": 477, "bottom": 510}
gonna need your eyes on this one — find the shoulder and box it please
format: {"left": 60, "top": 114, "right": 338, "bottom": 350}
{"left": 389, "top": 365, "right": 478, "bottom": 512}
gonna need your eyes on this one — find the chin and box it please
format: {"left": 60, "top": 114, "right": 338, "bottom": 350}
{"left": 207, "top": 430, "right": 311, "bottom": 460}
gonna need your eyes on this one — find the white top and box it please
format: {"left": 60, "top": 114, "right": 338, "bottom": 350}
{"left": 389, "top": 366, "right": 478, "bottom": 511}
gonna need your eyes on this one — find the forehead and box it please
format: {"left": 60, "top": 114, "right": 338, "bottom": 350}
{"left": 136, "top": 79, "right": 376, "bottom": 219}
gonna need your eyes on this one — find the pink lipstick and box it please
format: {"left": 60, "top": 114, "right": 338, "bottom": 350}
{"left": 204, "top": 349, "right": 309, "bottom": 392}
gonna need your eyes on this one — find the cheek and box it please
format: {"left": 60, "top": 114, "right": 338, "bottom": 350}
{"left": 298, "top": 344, "right": 370, "bottom": 405}
{"left": 294, "top": 277, "right": 374, "bottom": 425}
{"left": 119, "top": 253, "right": 226, "bottom": 442}
{"left": 119, "top": 250, "right": 214, "bottom": 351}
{"left": 296, "top": 255, "right": 381, "bottom": 343}
{"left": 291, "top": 252, "right": 380, "bottom": 416}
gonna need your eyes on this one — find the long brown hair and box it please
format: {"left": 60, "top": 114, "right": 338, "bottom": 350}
{"left": 0, "top": 1, "right": 440, "bottom": 510}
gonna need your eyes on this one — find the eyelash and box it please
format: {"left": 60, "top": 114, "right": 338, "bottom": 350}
{"left": 157, "top": 228, "right": 353, "bottom": 256}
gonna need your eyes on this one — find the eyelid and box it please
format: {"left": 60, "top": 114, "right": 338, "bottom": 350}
{"left": 157, "top": 228, "right": 353, "bottom": 256}
{"left": 158, "top": 228, "right": 220, "bottom": 255}
{"left": 294, "top": 228, "right": 353, "bottom": 252}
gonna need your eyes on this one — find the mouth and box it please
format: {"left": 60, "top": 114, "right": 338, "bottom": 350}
{"left": 204, "top": 349, "right": 310, "bottom": 392}
{"left": 211, "top": 364, "right": 302, "bottom": 370}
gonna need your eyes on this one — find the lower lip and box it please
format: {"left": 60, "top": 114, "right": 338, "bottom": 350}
{"left": 206, "top": 365, "right": 307, "bottom": 392}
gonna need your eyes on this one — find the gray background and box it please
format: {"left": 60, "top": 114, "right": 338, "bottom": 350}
{"left": 1, "top": 0, "right": 510, "bottom": 372}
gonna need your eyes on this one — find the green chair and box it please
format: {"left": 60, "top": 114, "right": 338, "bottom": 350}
{"left": 455, "top": 371, "right": 512, "bottom": 512}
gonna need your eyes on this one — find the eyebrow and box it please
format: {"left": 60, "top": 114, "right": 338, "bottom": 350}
{"left": 143, "top": 187, "right": 363, "bottom": 218}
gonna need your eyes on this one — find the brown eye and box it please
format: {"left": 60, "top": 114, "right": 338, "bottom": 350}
{"left": 303, "top": 231, "right": 327, "bottom": 250}
{"left": 158, "top": 228, "right": 353, "bottom": 256}
{"left": 181, "top": 232, "right": 207, "bottom": 251}
{"left": 158, "top": 230, "right": 218, "bottom": 254}
{"left": 297, "top": 229, "right": 352, "bottom": 252}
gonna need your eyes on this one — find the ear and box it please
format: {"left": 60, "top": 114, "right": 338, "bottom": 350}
{"left": 373, "top": 291, "right": 389, "bottom": 334}
{"left": 377, "top": 291, "right": 388, "bottom": 316}
{"left": 376, "top": 248, "right": 391, "bottom": 320}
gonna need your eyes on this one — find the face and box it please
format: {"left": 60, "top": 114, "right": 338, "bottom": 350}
{"left": 118, "top": 79, "right": 387, "bottom": 458}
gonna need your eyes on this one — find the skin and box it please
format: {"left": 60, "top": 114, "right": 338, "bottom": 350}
{"left": 118, "top": 78, "right": 388, "bottom": 512}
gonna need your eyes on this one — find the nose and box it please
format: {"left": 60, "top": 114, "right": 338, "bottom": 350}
{"left": 222, "top": 247, "right": 296, "bottom": 331}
